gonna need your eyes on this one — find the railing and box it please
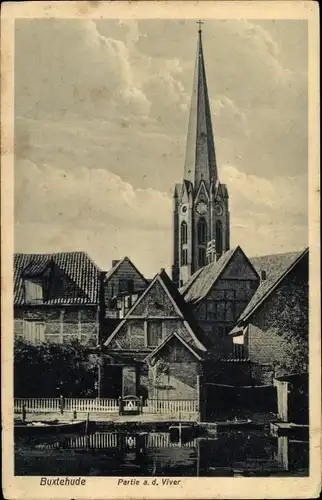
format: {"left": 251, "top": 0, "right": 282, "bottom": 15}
{"left": 14, "top": 398, "right": 119, "bottom": 414}
{"left": 35, "top": 432, "right": 198, "bottom": 450}
{"left": 144, "top": 399, "right": 199, "bottom": 414}
{"left": 14, "top": 398, "right": 198, "bottom": 415}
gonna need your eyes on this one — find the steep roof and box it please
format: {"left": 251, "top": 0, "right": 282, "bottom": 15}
{"left": 104, "top": 256, "right": 148, "bottom": 285}
{"left": 104, "top": 268, "right": 209, "bottom": 354}
{"left": 14, "top": 252, "right": 102, "bottom": 305}
{"left": 238, "top": 248, "right": 308, "bottom": 323}
{"left": 158, "top": 269, "right": 210, "bottom": 352}
{"left": 180, "top": 247, "right": 251, "bottom": 304}
{"left": 183, "top": 28, "right": 218, "bottom": 186}
{"left": 144, "top": 331, "right": 203, "bottom": 363}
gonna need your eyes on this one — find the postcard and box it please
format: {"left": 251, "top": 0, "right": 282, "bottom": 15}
{"left": 1, "top": 1, "right": 320, "bottom": 499}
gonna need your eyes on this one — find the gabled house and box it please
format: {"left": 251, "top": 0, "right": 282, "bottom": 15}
{"left": 14, "top": 252, "right": 102, "bottom": 346}
{"left": 102, "top": 256, "right": 149, "bottom": 317}
{"left": 180, "top": 246, "right": 260, "bottom": 358}
{"left": 102, "top": 269, "right": 208, "bottom": 400}
{"left": 229, "top": 249, "right": 309, "bottom": 384}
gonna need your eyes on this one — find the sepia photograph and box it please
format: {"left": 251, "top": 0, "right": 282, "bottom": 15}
{"left": 1, "top": 1, "right": 320, "bottom": 499}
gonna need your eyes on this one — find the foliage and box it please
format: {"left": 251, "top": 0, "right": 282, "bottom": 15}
{"left": 270, "top": 278, "right": 309, "bottom": 376}
{"left": 14, "top": 339, "right": 101, "bottom": 397}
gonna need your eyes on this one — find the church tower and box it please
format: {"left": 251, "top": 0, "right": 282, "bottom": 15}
{"left": 172, "top": 23, "right": 230, "bottom": 287}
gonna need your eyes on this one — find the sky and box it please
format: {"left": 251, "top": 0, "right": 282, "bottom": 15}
{"left": 14, "top": 18, "right": 308, "bottom": 277}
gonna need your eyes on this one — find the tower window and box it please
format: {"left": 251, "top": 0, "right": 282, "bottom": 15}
{"left": 198, "top": 247, "right": 206, "bottom": 267}
{"left": 180, "top": 221, "right": 188, "bottom": 244}
{"left": 197, "top": 218, "right": 207, "bottom": 244}
{"left": 216, "top": 220, "right": 223, "bottom": 256}
{"left": 181, "top": 248, "right": 188, "bottom": 266}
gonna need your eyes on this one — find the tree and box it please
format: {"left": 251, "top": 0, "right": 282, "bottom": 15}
{"left": 14, "top": 339, "right": 100, "bottom": 397}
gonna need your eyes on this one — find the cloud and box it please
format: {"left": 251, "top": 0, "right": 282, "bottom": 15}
{"left": 15, "top": 160, "right": 172, "bottom": 232}
{"left": 219, "top": 164, "right": 308, "bottom": 254}
{"left": 15, "top": 19, "right": 151, "bottom": 119}
{"left": 14, "top": 19, "right": 308, "bottom": 273}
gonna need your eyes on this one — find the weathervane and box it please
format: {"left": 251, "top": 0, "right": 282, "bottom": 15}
{"left": 196, "top": 20, "right": 204, "bottom": 33}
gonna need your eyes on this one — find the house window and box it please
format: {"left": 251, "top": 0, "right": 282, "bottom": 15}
{"left": 217, "top": 325, "right": 226, "bottom": 338}
{"left": 147, "top": 322, "right": 163, "bottom": 347}
{"left": 124, "top": 295, "right": 131, "bottom": 310}
{"left": 119, "top": 279, "right": 134, "bottom": 293}
{"left": 181, "top": 221, "right": 188, "bottom": 245}
{"left": 24, "top": 280, "right": 43, "bottom": 304}
{"left": 23, "top": 321, "right": 45, "bottom": 343}
{"left": 209, "top": 290, "right": 236, "bottom": 321}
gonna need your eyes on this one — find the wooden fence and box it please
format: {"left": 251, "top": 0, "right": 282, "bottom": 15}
{"left": 14, "top": 398, "right": 198, "bottom": 415}
{"left": 144, "top": 399, "right": 198, "bottom": 414}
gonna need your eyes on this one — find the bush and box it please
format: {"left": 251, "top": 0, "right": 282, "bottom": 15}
{"left": 14, "top": 339, "right": 101, "bottom": 398}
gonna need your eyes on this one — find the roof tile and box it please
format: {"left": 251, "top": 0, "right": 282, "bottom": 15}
{"left": 14, "top": 252, "right": 102, "bottom": 306}
{"left": 238, "top": 249, "right": 308, "bottom": 322}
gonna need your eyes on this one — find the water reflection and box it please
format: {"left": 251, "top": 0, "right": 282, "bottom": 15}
{"left": 15, "top": 429, "right": 309, "bottom": 477}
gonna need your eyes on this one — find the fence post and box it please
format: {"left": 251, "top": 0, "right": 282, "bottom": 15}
{"left": 118, "top": 397, "right": 123, "bottom": 416}
{"left": 59, "top": 395, "right": 65, "bottom": 415}
{"left": 22, "top": 404, "right": 26, "bottom": 422}
{"left": 140, "top": 396, "right": 143, "bottom": 414}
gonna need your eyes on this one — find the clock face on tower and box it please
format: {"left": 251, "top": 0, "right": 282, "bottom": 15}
{"left": 196, "top": 201, "right": 208, "bottom": 215}
{"left": 215, "top": 204, "right": 223, "bottom": 216}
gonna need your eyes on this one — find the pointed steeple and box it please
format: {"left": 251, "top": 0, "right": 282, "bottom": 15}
{"left": 183, "top": 23, "right": 218, "bottom": 187}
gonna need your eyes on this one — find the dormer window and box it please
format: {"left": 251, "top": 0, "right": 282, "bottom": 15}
{"left": 24, "top": 279, "right": 43, "bottom": 304}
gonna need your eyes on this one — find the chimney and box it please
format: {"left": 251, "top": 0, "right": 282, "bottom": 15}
{"left": 112, "top": 260, "right": 120, "bottom": 268}
{"left": 260, "top": 270, "right": 267, "bottom": 281}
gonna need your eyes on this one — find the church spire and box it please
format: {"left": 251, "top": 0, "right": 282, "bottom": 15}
{"left": 183, "top": 22, "right": 218, "bottom": 187}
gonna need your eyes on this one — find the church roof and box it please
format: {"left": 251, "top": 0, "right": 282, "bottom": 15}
{"left": 180, "top": 247, "right": 241, "bottom": 304}
{"left": 14, "top": 252, "right": 102, "bottom": 305}
{"left": 183, "top": 28, "right": 218, "bottom": 186}
{"left": 237, "top": 248, "right": 308, "bottom": 323}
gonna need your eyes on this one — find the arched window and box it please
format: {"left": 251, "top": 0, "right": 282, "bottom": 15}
{"left": 181, "top": 248, "right": 188, "bottom": 266}
{"left": 180, "top": 221, "right": 187, "bottom": 245}
{"left": 216, "top": 220, "right": 223, "bottom": 256}
{"left": 198, "top": 247, "right": 206, "bottom": 267}
{"left": 197, "top": 218, "right": 207, "bottom": 245}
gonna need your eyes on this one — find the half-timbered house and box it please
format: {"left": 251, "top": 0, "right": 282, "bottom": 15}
{"left": 14, "top": 252, "right": 102, "bottom": 346}
{"left": 102, "top": 269, "right": 208, "bottom": 400}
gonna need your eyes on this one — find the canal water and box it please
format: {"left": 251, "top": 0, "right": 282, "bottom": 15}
{"left": 15, "top": 429, "right": 309, "bottom": 477}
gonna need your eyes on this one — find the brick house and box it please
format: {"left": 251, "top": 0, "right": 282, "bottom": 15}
{"left": 14, "top": 252, "right": 102, "bottom": 346}
{"left": 102, "top": 269, "right": 208, "bottom": 400}
{"left": 229, "top": 249, "right": 309, "bottom": 384}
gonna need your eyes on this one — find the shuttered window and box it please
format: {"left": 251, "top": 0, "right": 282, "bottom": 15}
{"left": 24, "top": 280, "right": 43, "bottom": 303}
